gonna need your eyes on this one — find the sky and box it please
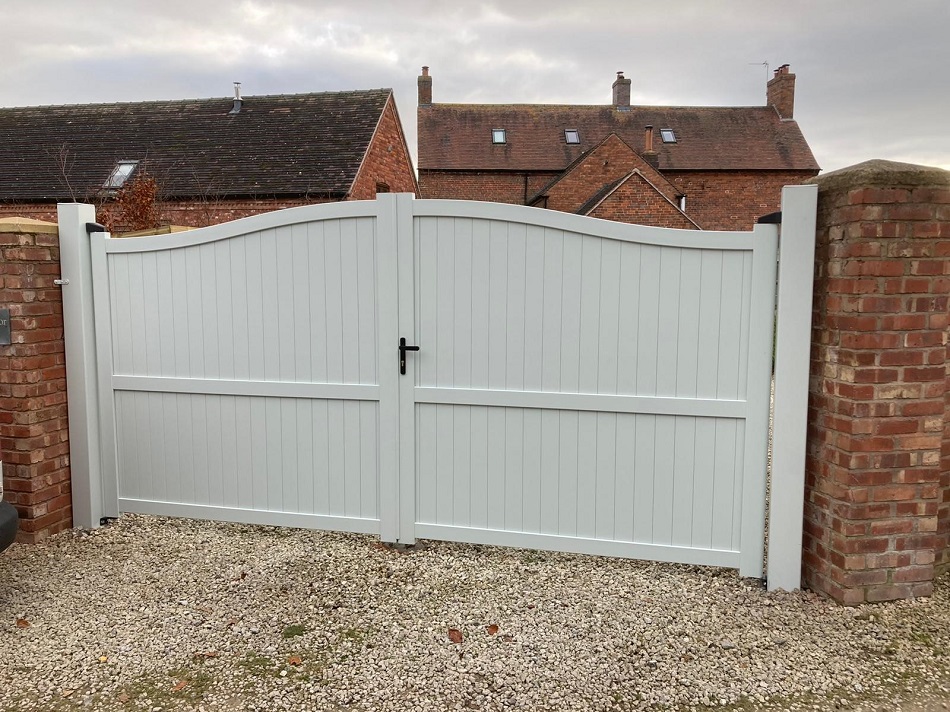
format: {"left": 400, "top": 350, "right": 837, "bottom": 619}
{"left": 2, "top": 0, "right": 948, "bottom": 174}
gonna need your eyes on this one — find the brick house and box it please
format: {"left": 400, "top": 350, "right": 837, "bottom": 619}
{"left": 417, "top": 65, "right": 819, "bottom": 230}
{"left": 0, "top": 87, "right": 418, "bottom": 229}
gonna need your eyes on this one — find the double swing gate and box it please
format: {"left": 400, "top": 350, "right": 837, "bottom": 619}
{"left": 59, "top": 189, "right": 817, "bottom": 588}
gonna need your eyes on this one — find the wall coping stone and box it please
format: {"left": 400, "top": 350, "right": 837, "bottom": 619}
{"left": 807, "top": 159, "right": 950, "bottom": 194}
{"left": 0, "top": 216, "right": 59, "bottom": 234}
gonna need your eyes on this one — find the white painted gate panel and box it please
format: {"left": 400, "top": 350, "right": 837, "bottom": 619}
{"left": 93, "top": 207, "right": 386, "bottom": 533}
{"left": 64, "top": 192, "right": 817, "bottom": 584}
{"left": 404, "top": 202, "right": 777, "bottom": 574}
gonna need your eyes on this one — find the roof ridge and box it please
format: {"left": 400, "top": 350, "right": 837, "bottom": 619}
{"left": 0, "top": 88, "right": 393, "bottom": 112}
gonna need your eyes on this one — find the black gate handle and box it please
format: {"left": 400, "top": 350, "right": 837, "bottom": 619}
{"left": 399, "top": 337, "right": 420, "bottom": 375}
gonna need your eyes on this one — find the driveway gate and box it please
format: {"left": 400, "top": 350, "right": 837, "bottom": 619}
{"left": 58, "top": 190, "right": 817, "bottom": 588}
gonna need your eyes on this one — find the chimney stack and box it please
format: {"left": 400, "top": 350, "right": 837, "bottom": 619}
{"left": 418, "top": 66, "right": 432, "bottom": 106}
{"left": 612, "top": 71, "right": 631, "bottom": 111}
{"left": 767, "top": 63, "right": 795, "bottom": 119}
{"left": 642, "top": 125, "right": 659, "bottom": 168}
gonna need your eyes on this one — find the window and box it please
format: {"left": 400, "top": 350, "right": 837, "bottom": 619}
{"left": 564, "top": 129, "right": 580, "bottom": 144}
{"left": 491, "top": 128, "right": 506, "bottom": 144}
{"left": 660, "top": 129, "right": 676, "bottom": 143}
{"left": 104, "top": 160, "right": 138, "bottom": 189}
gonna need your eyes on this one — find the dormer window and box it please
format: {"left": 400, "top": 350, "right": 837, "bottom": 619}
{"left": 660, "top": 129, "right": 676, "bottom": 143}
{"left": 491, "top": 128, "right": 506, "bottom": 144}
{"left": 564, "top": 129, "right": 580, "bottom": 144}
{"left": 104, "top": 160, "right": 138, "bottom": 189}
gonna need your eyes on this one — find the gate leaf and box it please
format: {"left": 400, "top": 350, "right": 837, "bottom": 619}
{"left": 15, "top": 618, "right": 30, "bottom": 629}
{"left": 486, "top": 624, "right": 499, "bottom": 636}
{"left": 447, "top": 628, "right": 463, "bottom": 644}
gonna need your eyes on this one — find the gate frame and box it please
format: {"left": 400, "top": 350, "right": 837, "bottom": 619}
{"left": 58, "top": 186, "right": 817, "bottom": 590}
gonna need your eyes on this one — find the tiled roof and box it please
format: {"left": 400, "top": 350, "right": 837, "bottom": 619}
{"left": 0, "top": 89, "right": 393, "bottom": 201}
{"left": 418, "top": 104, "right": 819, "bottom": 172}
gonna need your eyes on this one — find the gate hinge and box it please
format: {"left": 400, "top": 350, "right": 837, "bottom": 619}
{"left": 99, "top": 516, "right": 118, "bottom": 526}
{"left": 85, "top": 222, "right": 106, "bottom": 234}
{"left": 757, "top": 211, "right": 782, "bottom": 224}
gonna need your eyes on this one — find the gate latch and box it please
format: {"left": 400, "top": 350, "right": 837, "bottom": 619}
{"left": 398, "top": 337, "right": 419, "bottom": 375}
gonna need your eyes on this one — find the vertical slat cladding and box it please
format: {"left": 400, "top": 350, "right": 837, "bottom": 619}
{"left": 275, "top": 225, "right": 298, "bottom": 381}
{"left": 616, "top": 243, "right": 641, "bottom": 395}
{"left": 717, "top": 252, "right": 744, "bottom": 400}
{"left": 469, "top": 406, "right": 489, "bottom": 528}
{"left": 505, "top": 223, "right": 527, "bottom": 391}
{"left": 453, "top": 219, "right": 474, "bottom": 389}
{"left": 655, "top": 249, "right": 682, "bottom": 397}
{"left": 614, "top": 413, "right": 636, "bottom": 540}
{"left": 128, "top": 254, "right": 148, "bottom": 376}
{"left": 340, "top": 221, "right": 362, "bottom": 385}
{"left": 675, "top": 250, "right": 702, "bottom": 398}
{"left": 215, "top": 240, "right": 235, "bottom": 380}
{"left": 231, "top": 234, "right": 250, "bottom": 381}
{"left": 597, "top": 240, "right": 621, "bottom": 395}
{"left": 594, "top": 412, "right": 617, "bottom": 539}
{"left": 577, "top": 236, "right": 602, "bottom": 394}
{"left": 199, "top": 243, "right": 220, "bottom": 379}
{"left": 436, "top": 403, "right": 454, "bottom": 522}
{"left": 309, "top": 222, "right": 329, "bottom": 384}
{"left": 291, "top": 224, "right": 312, "bottom": 383}
{"left": 636, "top": 246, "right": 661, "bottom": 396}
{"left": 486, "top": 407, "right": 506, "bottom": 530}
{"left": 522, "top": 409, "right": 542, "bottom": 533}
{"left": 323, "top": 223, "right": 345, "bottom": 384}
{"left": 437, "top": 217, "right": 455, "bottom": 387}
{"left": 540, "top": 229, "right": 563, "bottom": 393}
{"left": 453, "top": 405, "right": 472, "bottom": 527}
{"left": 523, "top": 226, "right": 545, "bottom": 392}
{"left": 418, "top": 218, "right": 439, "bottom": 387}
{"left": 487, "top": 222, "right": 508, "bottom": 390}
{"left": 245, "top": 234, "right": 265, "bottom": 381}
{"left": 357, "top": 218, "right": 378, "bottom": 386}
{"left": 559, "top": 233, "right": 583, "bottom": 393}
{"left": 113, "top": 392, "right": 378, "bottom": 519}
{"left": 736, "top": 252, "right": 753, "bottom": 401}
{"left": 260, "top": 231, "right": 280, "bottom": 381}
{"left": 470, "top": 222, "right": 491, "bottom": 389}
{"left": 696, "top": 251, "right": 724, "bottom": 399}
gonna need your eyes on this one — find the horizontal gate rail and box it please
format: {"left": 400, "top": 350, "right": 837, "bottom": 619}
{"left": 414, "top": 387, "right": 747, "bottom": 419}
{"left": 113, "top": 376, "right": 380, "bottom": 401}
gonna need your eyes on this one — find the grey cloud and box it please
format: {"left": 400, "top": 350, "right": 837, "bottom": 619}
{"left": 2, "top": 0, "right": 948, "bottom": 172}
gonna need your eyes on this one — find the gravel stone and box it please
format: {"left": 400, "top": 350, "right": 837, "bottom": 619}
{"left": 0, "top": 514, "right": 947, "bottom": 711}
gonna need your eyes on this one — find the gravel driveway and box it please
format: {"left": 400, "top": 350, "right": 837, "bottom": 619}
{"left": 0, "top": 514, "right": 948, "bottom": 711}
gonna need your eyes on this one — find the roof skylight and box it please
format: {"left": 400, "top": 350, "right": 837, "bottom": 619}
{"left": 565, "top": 129, "right": 580, "bottom": 144}
{"left": 660, "top": 129, "right": 676, "bottom": 143}
{"left": 492, "top": 128, "right": 507, "bottom": 144}
{"left": 104, "top": 160, "right": 139, "bottom": 188}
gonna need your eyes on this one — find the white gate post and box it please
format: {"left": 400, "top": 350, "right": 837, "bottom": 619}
{"left": 57, "top": 204, "right": 105, "bottom": 528}
{"left": 767, "top": 184, "right": 819, "bottom": 591}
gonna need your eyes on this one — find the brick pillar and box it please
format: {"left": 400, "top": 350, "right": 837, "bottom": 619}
{"left": 804, "top": 160, "right": 950, "bottom": 604}
{"left": 0, "top": 217, "right": 72, "bottom": 542}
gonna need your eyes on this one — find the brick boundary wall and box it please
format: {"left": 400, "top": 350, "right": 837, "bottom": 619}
{"left": 0, "top": 218, "right": 72, "bottom": 542}
{"left": 804, "top": 159, "right": 950, "bottom": 603}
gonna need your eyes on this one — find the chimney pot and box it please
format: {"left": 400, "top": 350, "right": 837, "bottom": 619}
{"left": 422, "top": 66, "right": 429, "bottom": 76}
{"left": 229, "top": 82, "right": 243, "bottom": 114}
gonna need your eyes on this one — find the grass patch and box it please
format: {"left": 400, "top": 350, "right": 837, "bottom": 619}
{"left": 282, "top": 623, "right": 307, "bottom": 639}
